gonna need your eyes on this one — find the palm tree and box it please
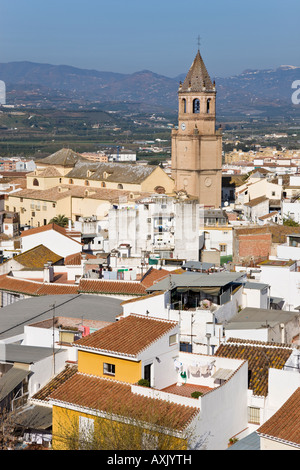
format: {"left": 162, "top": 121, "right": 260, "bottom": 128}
{"left": 49, "top": 214, "right": 69, "bottom": 227}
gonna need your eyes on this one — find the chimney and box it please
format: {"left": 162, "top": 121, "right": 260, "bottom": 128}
{"left": 44, "top": 262, "right": 54, "bottom": 283}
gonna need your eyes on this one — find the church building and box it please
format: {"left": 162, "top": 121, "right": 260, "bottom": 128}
{"left": 171, "top": 49, "right": 222, "bottom": 208}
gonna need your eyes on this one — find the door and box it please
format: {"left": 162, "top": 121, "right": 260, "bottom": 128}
{"left": 144, "top": 364, "right": 152, "bottom": 385}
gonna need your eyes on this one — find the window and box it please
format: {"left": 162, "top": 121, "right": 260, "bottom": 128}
{"left": 219, "top": 244, "right": 227, "bottom": 253}
{"left": 103, "top": 362, "right": 115, "bottom": 376}
{"left": 169, "top": 334, "right": 177, "bottom": 346}
{"left": 85, "top": 180, "right": 89, "bottom": 186}
{"left": 141, "top": 432, "right": 158, "bottom": 450}
{"left": 272, "top": 191, "right": 275, "bottom": 196}
{"left": 33, "top": 178, "right": 39, "bottom": 186}
{"left": 193, "top": 98, "right": 200, "bottom": 114}
{"left": 69, "top": 179, "right": 73, "bottom": 184}
{"left": 248, "top": 406, "right": 260, "bottom": 425}
{"left": 117, "top": 183, "right": 123, "bottom": 189}
{"left": 79, "top": 416, "right": 94, "bottom": 448}
{"left": 181, "top": 98, "right": 186, "bottom": 113}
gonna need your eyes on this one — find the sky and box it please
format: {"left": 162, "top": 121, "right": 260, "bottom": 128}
{"left": 0, "top": 0, "right": 299, "bottom": 78}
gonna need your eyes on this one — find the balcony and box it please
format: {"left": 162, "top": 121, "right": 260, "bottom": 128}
{"left": 131, "top": 353, "right": 245, "bottom": 407}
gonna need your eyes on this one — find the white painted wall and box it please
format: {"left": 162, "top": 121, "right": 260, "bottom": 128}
{"left": 21, "top": 230, "right": 82, "bottom": 257}
{"left": 28, "top": 350, "right": 68, "bottom": 398}
{"left": 242, "top": 286, "right": 268, "bottom": 309}
{"left": 264, "top": 367, "right": 300, "bottom": 423}
{"left": 139, "top": 324, "right": 179, "bottom": 390}
{"left": 23, "top": 325, "right": 78, "bottom": 362}
{"left": 193, "top": 359, "right": 248, "bottom": 450}
{"left": 259, "top": 265, "right": 300, "bottom": 310}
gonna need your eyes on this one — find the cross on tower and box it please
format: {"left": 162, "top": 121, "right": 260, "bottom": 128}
{"left": 197, "top": 35, "right": 201, "bottom": 50}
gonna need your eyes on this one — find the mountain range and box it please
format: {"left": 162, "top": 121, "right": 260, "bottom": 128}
{"left": 0, "top": 61, "right": 299, "bottom": 118}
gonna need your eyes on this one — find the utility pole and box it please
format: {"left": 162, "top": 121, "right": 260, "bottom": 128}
{"left": 51, "top": 303, "right": 56, "bottom": 376}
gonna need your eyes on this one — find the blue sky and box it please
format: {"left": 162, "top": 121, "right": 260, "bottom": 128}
{"left": 1, "top": 0, "right": 299, "bottom": 78}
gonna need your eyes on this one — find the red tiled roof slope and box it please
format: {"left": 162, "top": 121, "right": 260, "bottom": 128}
{"left": 78, "top": 279, "right": 147, "bottom": 296}
{"left": 0, "top": 274, "right": 78, "bottom": 296}
{"left": 64, "top": 252, "right": 96, "bottom": 266}
{"left": 49, "top": 372, "right": 199, "bottom": 432}
{"left": 32, "top": 364, "right": 78, "bottom": 402}
{"left": 257, "top": 387, "right": 300, "bottom": 446}
{"left": 140, "top": 267, "right": 170, "bottom": 288}
{"left": 74, "top": 314, "right": 177, "bottom": 357}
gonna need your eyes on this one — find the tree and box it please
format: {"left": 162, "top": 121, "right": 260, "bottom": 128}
{"left": 49, "top": 214, "right": 69, "bottom": 227}
{"left": 282, "top": 213, "right": 300, "bottom": 227}
{"left": 52, "top": 400, "right": 202, "bottom": 451}
{"left": 0, "top": 407, "right": 19, "bottom": 450}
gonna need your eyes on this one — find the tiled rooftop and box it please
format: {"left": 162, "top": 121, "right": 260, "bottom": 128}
{"left": 64, "top": 252, "right": 96, "bottom": 266}
{"left": 215, "top": 338, "right": 293, "bottom": 397}
{"left": 0, "top": 274, "right": 78, "bottom": 296}
{"left": 74, "top": 314, "right": 177, "bottom": 357}
{"left": 140, "top": 267, "right": 170, "bottom": 288}
{"left": 161, "top": 383, "right": 212, "bottom": 398}
{"left": 0, "top": 274, "right": 149, "bottom": 297}
{"left": 48, "top": 372, "right": 199, "bottom": 432}
{"left": 257, "top": 387, "right": 300, "bottom": 447}
{"left": 32, "top": 364, "right": 78, "bottom": 402}
{"left": 78, "top": 279, "right": 147, "bottom": 296}
{"left": 4, "top": 244, "right": 63, "bottom": 269}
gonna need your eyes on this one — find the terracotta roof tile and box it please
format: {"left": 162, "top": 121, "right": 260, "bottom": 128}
{"left": 0, "top": 274, "right": 78, "bottom": 296}
{"left": 21, "top": 223, "right": 69, "bottom": 238}
{"left": 244, "top": 196, "right": 268, "bottom": 207}
{"left": 74, "top": 314, "right": 178, "bottom": 357}
{"left": 257, "top": 387, "right": 300, "bottom": 446}
{"left": 32, "top": 364, "right": 78, "bottom": 402}
{"left": 78, "top": 279, "right": 147, "bottom": 296}
{"left": 64, "top": 252, "right": 96, "bottom": 266}
{"left": 140, "top": 267, "right": 170, "bottom": 288}
{"left": 215, "top": 339, "right": 293, "bottom": 397}
{"left": 49, "top": 372, "right": 199, "bottom": 432}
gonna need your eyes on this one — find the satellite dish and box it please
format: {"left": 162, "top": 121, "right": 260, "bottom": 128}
{"left": 224, "top": 201, "right": 229, "bottom": 206}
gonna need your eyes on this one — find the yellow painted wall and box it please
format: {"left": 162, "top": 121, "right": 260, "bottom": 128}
{"left": 52, "top": 405, "right": 187, "bottom": 450}
{"left": 78, "top": 350, "right": 142, "bottom": 384}
{"left": 141, "top": 167, "right": 174, "bottom": 194}
{"left": 27, "top": 175, "right": 61, "bottom": 190}
{"left": 71, "top": 197, "right": 111, "bottom": 220}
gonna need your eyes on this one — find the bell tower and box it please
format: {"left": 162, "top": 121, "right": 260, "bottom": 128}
{"left": 171, "top": 49, "right": 222, "bottom": 208}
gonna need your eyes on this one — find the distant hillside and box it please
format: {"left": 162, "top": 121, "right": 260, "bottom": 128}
{"left": 0, "top": 61, "right": 299, "bottom": 118}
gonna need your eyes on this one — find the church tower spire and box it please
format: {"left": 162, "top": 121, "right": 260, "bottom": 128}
{"left": 171, "top": 48, "right": 222, "bottom": 208}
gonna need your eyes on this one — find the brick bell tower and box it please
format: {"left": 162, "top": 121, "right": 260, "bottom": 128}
{"left": 171, "top": 48, "right": 222, "bottom": 207}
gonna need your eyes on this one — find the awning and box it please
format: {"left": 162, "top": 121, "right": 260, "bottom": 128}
{"left": 176, "top": 286, "right": 221, "bottom": 295}
{"left": 211, "top": 368, "right": 234, "bottom": 381}
{"left": 14, "top": 404, "right": 52, "bottom": 430}
{"left": 0, "top": 367, "right": 30, "bottom": 402}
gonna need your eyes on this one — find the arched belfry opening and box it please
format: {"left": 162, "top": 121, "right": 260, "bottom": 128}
{"left": 207, "top": 98, "right": 211, "bottom": 114}
{"left": 193, "top": 98, "right": 200, "bottom": 114}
